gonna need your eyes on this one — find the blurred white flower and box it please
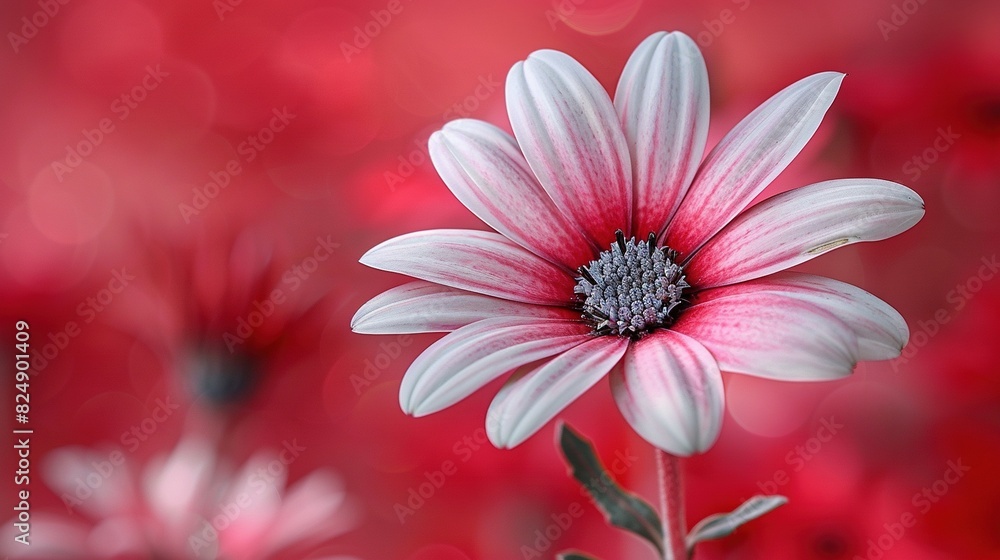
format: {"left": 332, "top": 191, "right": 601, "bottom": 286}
{"left": 3, "top": 437, "right": 360, "bottom": 560}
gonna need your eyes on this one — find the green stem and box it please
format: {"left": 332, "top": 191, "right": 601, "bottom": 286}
{"left": 656, "top": 449, "right": 687, "bottom": 560}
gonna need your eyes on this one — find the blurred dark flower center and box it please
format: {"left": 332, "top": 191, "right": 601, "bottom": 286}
{"left": 189, "top": 346, "right": 259, "bottom": 405}
{"left": 575, "top": 230, "right": 689, "bottom": 337}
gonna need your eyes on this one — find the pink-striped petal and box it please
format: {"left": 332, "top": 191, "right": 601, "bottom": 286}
{"left": 673, "top": 292, "right": 860, "bottom": 381}
{"left": 507, "top": 49, "right": 632, "bottom": 246}
{"left": 351, "top": 281, "right": 576, "bottom": 334}
{"left": 359, "top": 229, "right": 575, "bottom": 305}
{"left": 686, "top": 179, "right": 924, "bottom": 288}
{"left": 400, "top": 317, "right": 592, "bottom": 416}
{"left": 697, "top": 272, "right": 909, "bottom": 360}
{"left": 429, "top": 119, "right": 595, "bottom": 269}
{"left": 611, "top": 330, "right": 724, "bottom": 456}
{"left": 486, "top": 336, "right": 628, "bottom": 448}
{"left": 666, "top": 72, "right": 845, "bottom": 257}
{"left": 614, "top": 31, "right": 709, "bottom": 238}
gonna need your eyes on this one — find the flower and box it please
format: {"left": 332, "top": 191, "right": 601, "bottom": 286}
{"left": 2, "top": 436, "right": 359, "bottom": 560}
{"left": 351, "top": 31, "right": 924, "bottom": 456}
{"left": 124, "top": 223, "right": 339, "bottom": 408}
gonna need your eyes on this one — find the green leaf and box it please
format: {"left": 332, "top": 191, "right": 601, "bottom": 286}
{"left": 557, "top": 551, "right": 602, "bottom": 560}
{"left": 686, "top": 494, "right": 788, "bottom": 550}
{"left": 557, "top": 422, "right": 664, "bottom": 555}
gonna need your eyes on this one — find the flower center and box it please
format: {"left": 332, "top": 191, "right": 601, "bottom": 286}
{"left": 189, "top": 345, "right": 259, "bottom": 405}
{"left": 575, "top": 230, "right": 689, "bottom": 337}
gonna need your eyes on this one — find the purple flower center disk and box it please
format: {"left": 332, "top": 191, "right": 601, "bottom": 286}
{"left": 575, "top": 230, "right": 689, "bottom": 338}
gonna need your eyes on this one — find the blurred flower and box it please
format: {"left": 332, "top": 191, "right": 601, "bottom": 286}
{"left": 122, "top": 222, "right": 339, "bottom": 410}
{"left": 2, "top": 435, "right": 359, "bottom": 560}
{"left": 352, "top": 31, "right": 924, "bottom": 456}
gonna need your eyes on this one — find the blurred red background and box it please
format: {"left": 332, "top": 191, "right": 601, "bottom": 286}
{"left": 1, "top": 0, "right": 999, "bottom": 558}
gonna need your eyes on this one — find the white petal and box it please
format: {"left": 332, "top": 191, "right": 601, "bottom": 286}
{"left": 686, "top": 179, "right": 924, "bottom": 287}
{"left": 666, "top": 72, "right": 845, "bottom": 256}
{"left": 611, "top": 330, "right": 724, "bottom": 456}
{"left": 42, "top": 447, "right": 135, "bottom": 519}
{"left": 507, "top": 49, "right": 632, "bottom": 246}
{"left": 430, "top": 119, "right": 595, "bottom": 269}
{"left": 487, "top": 336, "right": 628, "bottom": 448}
{"left": 614, "top": 31, "right": 709, "bottom": 237}
{"left": 697, "top": 272, "right": 909, "bottom": 360}
{"left": 265, "top": 471, "right": 355, "bottom": 555}
{"left": 359, "top": 229, "right": 575, "bottom": 305}
{"left": 674, "top": 292, "right": 860, "bottom": 381}
{"left": 351, "top": 281, "right": 575, "bottom": 334}
{"left": 400, "top": 317, "right": 592, "bottom": 416}
{"left": 143, "top": 438, "right": 215, "bottom": 528}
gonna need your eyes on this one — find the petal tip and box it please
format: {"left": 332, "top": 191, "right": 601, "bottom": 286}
{"left": 427, "top": 129, "right": 446, "bottom": 152}
{"left": 349, "top": 305, "right": 371, "bottom": 331}
{"left": 357, "top": 245, "right": 383, "bottom": 269}
{"left": 821, "top": 70, "right": 847, "bottom": 82}
{"left": 525, "top": 48, "right": 567, "bottom": 63}
{"left": 491, "top": 436, "right": 513, "bottom": 450}
{"left": 399, "top": 398, "right": 414, "bottom": 416}
{"left": 503, "top": 425, "right": 533, "bottom": 449}
{"left": 695, "top": 429, "right": 722, "bottom": 455}
{"left": 408, "top": 398, "right": 435, "bottom": 418}
{"left": 655, "top": 430, "right": 702, "bottom": 457}
{"left": 664, "top": 30, "right": 698, "bottom": 50}
{"left": 438, "top": 118, "right": 479, "bottom": 136}
{"left": 805, "top": 71, "right": 846, "bottom": 97}
{"left": 822, "top": 72, "right": 846, "bottom": 95}
{"left": 485, "top": 424, "right": 510, "bottom": 449}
